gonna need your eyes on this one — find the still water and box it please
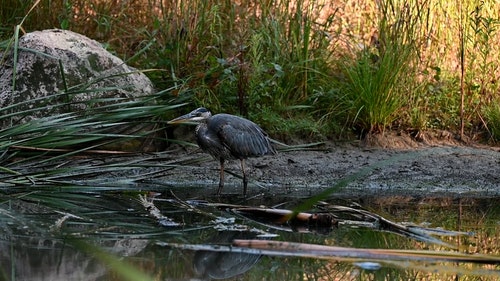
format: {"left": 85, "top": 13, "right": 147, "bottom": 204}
{"left": 0, "top": 186, "right": 499, "bottom": 281}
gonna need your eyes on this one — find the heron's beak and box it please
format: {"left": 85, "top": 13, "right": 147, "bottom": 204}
{"left": 167, "top": 113, "right": 195, "bottom": 124}
{"left": 168, "top": 112, "right": 208, "bottom": 124}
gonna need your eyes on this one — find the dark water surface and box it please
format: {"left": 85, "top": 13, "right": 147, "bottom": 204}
{"left": 0, "top": 186, "right": 499, "bottom": 281}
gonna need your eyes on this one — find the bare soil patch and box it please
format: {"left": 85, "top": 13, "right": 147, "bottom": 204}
{"left": 161, "top": 131, "right": 500, "bottom": 199}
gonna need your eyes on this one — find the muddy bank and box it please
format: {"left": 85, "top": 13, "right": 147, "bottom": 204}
{"left": 156, "top": 138, "right": 500, "bottom": 199}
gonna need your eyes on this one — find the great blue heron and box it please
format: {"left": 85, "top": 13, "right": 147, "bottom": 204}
{"left": 168, "top": 107, "right": 276, "bottom": 195}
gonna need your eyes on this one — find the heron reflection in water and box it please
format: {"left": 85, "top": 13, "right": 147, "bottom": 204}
{"left": 168, "top": 107, "right": 276, "bottom": 195}
{"left": 193, "top": 231, "right": 262, "bottom": 279}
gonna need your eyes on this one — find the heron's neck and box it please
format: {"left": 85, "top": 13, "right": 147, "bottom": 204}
{"left": 194, "top": 122, "right": 207, "bottom": 135}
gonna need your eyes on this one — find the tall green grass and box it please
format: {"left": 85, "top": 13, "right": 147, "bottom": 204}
{"left": 244, "top": 1, "right": 336, "bottom": 137}
{"left": 330, "top": 0, "right": 425, "bottom": 136}
{"left": 134, "top": 0, "right": 338, "bottom": 137}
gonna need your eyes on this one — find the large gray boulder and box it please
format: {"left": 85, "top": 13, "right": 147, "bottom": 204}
{"left": 0, "top": 29, "right": 154, "bottom": 122}
{"left": 0, "top": 29, "right": 159, "bottom": 151}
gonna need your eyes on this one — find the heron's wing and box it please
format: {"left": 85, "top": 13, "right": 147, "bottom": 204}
{"left": 211, "top": 114, "right": 275, "bottom": 158}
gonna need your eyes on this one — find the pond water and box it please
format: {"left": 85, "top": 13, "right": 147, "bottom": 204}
{"left": 0, "top": 185, "right": 499, "bottom": 281}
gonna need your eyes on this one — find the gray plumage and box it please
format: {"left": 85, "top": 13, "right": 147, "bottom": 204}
{"left": 168, "top": 107, "right": 276, "bottom": 195}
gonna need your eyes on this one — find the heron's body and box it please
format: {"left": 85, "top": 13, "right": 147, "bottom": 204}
{"left": 168, "top": 108, "right": 276, "bottom": 195}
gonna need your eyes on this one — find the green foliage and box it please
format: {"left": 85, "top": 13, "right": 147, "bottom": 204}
{"left": 246, "top": 5, "right": 335, "bottom": 106}
{"left": 403, "top": 65, "right": 462, "bottom": 135}
{"left": 456, "top": 0, "right": 500, "bottom": 137}
{"left": 2, "top": 0, "right": 500, "bottom": 142}
{"left": 421, "top": 69, "right": 462, "bottom": 130}
{"left": 249, "top": 105, "right": 324, "bottom": 140}
{"left": 484, "top": 100, "right": 500, "bottom": 141}
{"left": 468, "top": 2, "right": 500, "bottom": 101}
{"left": 139, "top": 0, "right": 336, "bottom": 134}
{"left": 0, "top": 0, "right": 32, "bottom": 38}
{"left": 0, "top": 89, "right": 182, "bottom": 164}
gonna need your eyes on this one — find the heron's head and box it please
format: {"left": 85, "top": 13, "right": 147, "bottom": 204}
{"left": 168, "top": 107, "right": 212, "bottom": 124}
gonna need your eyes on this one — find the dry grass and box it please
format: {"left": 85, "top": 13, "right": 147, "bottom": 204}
{"left": 2, "top": 0, "right": 500, "bottom": 141}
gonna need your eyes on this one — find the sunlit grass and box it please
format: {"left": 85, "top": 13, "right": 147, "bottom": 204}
{"left": 2, "top": 0, "right": 500, "bottom": 140}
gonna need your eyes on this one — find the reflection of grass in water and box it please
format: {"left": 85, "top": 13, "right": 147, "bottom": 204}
{"left": 1, "top": 188, "right": 500, "bottom": 280}
{"left": 68, "top": 239, "right": 155, "bottom": 281}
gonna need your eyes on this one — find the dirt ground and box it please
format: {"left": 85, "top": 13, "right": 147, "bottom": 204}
{"left": 160, "top": 131, "right": 500, "bottom": 199}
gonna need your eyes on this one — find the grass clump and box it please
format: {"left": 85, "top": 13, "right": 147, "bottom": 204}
{"left": 332, "top": 0, "right": 424, "bottom": 136}
{"left": 336, "top": 44, "right": 413, "bottom": 135}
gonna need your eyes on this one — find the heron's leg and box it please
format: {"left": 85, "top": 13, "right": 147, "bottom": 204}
{"left": 216, "top": 159, "right": 225, "bottom": 195}
{"left": 241, "top": 159, "right": 248, "bottom": 196}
